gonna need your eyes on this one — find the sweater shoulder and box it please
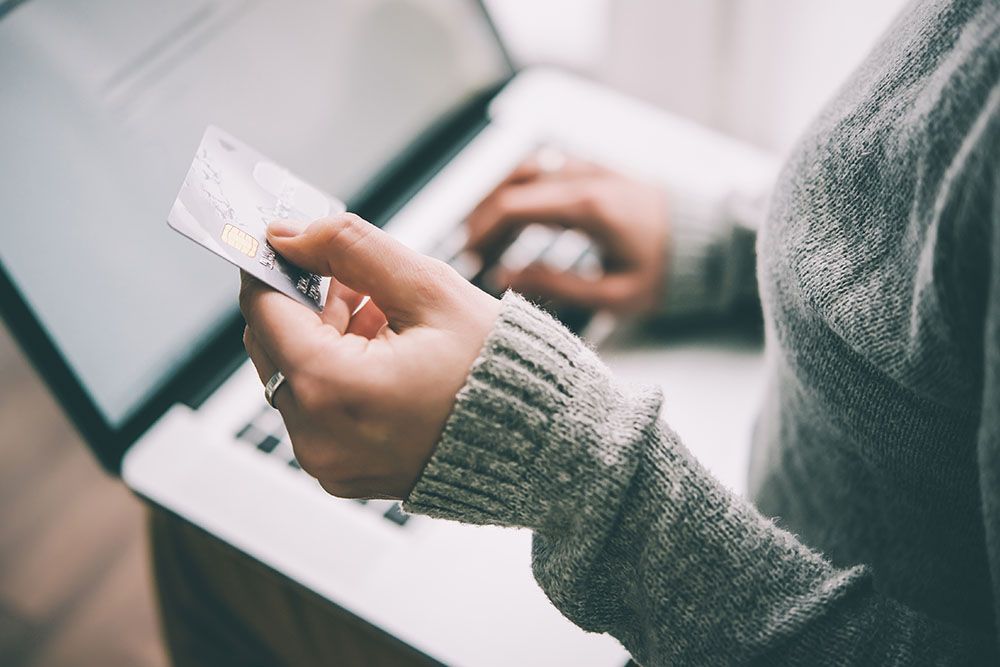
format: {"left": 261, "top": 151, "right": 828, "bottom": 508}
{"left": 759, "top": 0, "right": 1000, "bottom": 411}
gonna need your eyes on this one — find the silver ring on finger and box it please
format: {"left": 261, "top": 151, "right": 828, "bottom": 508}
{"left": 264, "top": 370, "right": 287, "bottom": 409}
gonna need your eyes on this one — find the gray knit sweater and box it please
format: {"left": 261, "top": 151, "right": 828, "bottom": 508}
{"left": 405, "top": 1, "right": 1000, "bottom": 664}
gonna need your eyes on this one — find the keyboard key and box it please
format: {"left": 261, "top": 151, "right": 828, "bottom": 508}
{"left": 383, "top": 503, "right": 410, "bottom": 526}
{"left": 257, "top": 435, "right": 281, "bottom": 453}
{"left": 236, "top": 424, "right": 265, "bottom": 444}
{"left": 573, "top": 247, "right": 603, "bottom": 279}
{"left": 540, "top": 229, "right": 591, "bottom": 271}
{"left": 480, "top": 224, "right": 560, "bottom": 293}
{"left": 498, "top": 224, "right": 558, "bottom": 274}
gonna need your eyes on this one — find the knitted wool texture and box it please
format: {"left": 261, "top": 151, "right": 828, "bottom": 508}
{"left": 406, "top": 1, "right": 1000, "bottom": 663}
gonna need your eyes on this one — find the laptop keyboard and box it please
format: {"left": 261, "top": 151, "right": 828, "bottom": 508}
{"left": 431, "top": 218, "right": 601, "bottom": 335}
{"left": 427, "top": 144, "right": 602, "bottom": 294}
{"left": 235, "top": 405, "right": 411, "bottom": 527}
{"left": 430, "top": 221, "right": 600, "bottom": 291}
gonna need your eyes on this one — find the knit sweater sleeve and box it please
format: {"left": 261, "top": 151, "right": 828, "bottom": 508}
{"left": 404, "top": 292, "right": 994, "bottom": 665}
{"left": 659, "top": 188, "right": 767, "bottom": 318}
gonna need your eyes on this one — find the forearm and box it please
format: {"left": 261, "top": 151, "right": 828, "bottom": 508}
{"left": 405, "top": 293, "right": 992, "bottom": 665}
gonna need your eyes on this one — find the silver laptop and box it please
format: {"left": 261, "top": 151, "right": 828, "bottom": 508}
{"left": 0, "top": 1, "right": 775, "bottom": 664}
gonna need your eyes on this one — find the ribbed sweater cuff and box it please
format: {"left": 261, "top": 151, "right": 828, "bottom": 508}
{"left": 661, "top": 191, "right": 732, "bottom": 317}
{"left": 404, "top": 291, "right": 663, "bottom": 527}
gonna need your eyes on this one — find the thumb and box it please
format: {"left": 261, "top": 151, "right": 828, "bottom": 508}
{"left": 267, "top": 213, "right": 436, "bottom": 325}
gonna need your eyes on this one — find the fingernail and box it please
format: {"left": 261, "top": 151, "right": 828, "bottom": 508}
{"left": 267, "top": 219, "right": 308, "bottom": 238}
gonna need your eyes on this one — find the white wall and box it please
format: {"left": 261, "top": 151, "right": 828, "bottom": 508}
{"left": 486, "top": 0, "right": 908, "bottom": 154}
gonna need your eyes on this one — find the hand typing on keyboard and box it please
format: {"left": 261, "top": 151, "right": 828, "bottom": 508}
{"left": 465, "top": 154, "right": 669, "bottom": 314}
{"left": 239, "top": 213, "right": 500, "bottom": 500}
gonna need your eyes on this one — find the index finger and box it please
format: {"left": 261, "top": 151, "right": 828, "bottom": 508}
{"left": 466, "top": 179, "right": 613, "bottom": 254}
{"left": 238, "top": 271, "right": 327, "bottom": 372}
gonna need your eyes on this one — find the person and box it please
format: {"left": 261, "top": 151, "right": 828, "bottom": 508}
{"left": 160, "top": 0, "right": 999, "bottom": 664}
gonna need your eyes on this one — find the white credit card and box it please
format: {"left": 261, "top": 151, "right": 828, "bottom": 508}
{"left": 167, "top": 126, "right": 345, "bottom": 311}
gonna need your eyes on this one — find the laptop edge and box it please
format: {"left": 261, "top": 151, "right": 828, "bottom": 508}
{"left": 0, "top": 0, "right": 515, "bottom": 475}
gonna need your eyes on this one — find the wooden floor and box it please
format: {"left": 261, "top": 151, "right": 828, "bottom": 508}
{"left": 0, "top": 322, "right": 169, "bottom": 667}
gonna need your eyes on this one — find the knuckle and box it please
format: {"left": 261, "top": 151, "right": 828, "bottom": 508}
{"left": 340, "top": 211, "right": 366, "bottom": 226}
{"left": 322, "top": 212, "right": 367, "bottom": 242}
{"left": 288, "top": 372, "right": 332, "bottom": 415}
{"left": 579, "top": 187, "right": 607, "bottom": 219}
{"left": 290, "top": 435, "right": 336, "bottom": 472}
{"left": 481, "top": 193, "right": 515, "bottom": 231}
{"left": 296, "top": 388, "right": 328, "bottom": 418}
{"left": 465, "top": 214, "right": 485, "bottom": 240}
{"left": 348, "top": 367, "right": 392, "bottom": 410}
{"left": 315, "top": 212, "right": 372, "bottom": 265}
{"left": 333, "top": 384, "right": 367, "bottom": 418}
{"left": 491, "top": 189, "right": 514, "bottom": 216}
{"left": 319, "top": 210, "right": 357, "bottom": 227}
{"left": 468, "top": 204, "right": 499, "bottom": 241}
{"left": 411, "top": 258, "right": 457, "bottom": 303}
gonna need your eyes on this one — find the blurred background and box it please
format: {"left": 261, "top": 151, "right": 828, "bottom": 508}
{"left": 0, "top": 0, "right": 906, "bottom": 665}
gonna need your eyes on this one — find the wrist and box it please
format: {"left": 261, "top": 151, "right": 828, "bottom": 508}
{"left": 660, "top": 190, "right": 732, "bottom": 317}
{"left": 404, "top": 291, "right": 663, "bottom": 528}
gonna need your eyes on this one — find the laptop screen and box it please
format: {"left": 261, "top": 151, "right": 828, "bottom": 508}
{"left": 0, "top": 0, "right": 510, "bottom": 428}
